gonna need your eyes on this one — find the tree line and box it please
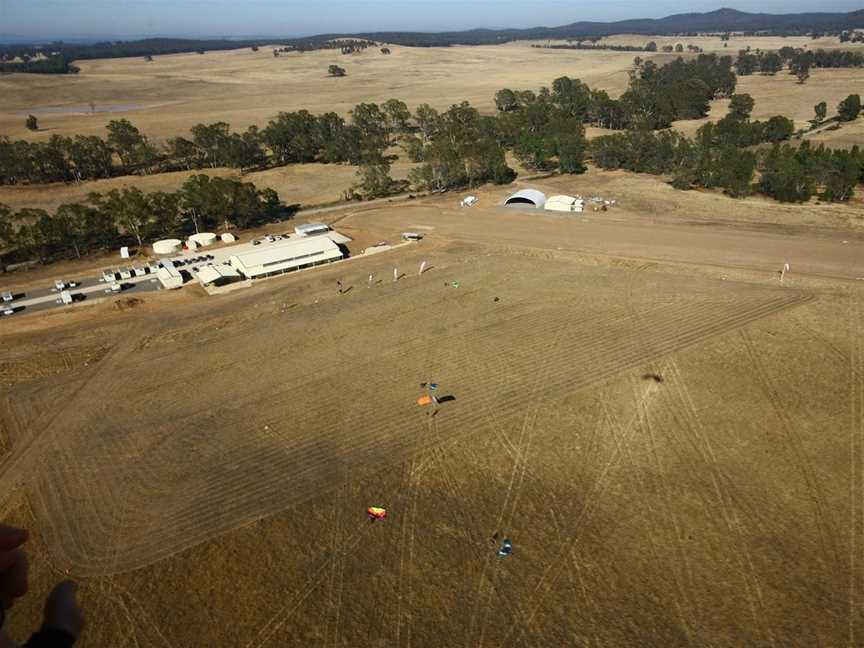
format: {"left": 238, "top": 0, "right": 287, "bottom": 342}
{"left": 3, "top": 53, "right": 862, "bottom": 270}
{"left": 532, "top": 43, "right": 647, "bottom": 53}
{"left": 590, "top": 93, "right": 864, "bottom": 203}
{"left": 0, "top": 37, "right": 380, "bottom": 74}
{"left": 734, "top": 47, "right": 864, "bottom": 84}
{"left": 0, "top": 104, "right": 407, "bottom": 184}
{"left": 495, "top": 54, "right": 736, "bottom": 130}
{"left": 0, "top": 175, "right": 281, "bottom": 265}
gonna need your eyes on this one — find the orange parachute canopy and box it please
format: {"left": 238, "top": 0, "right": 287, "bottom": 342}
{"left": 367, "top": 507, "right": 387, "bottom": 519}
{"left": 417, "top": 395, "right": 434, "bottom": 407}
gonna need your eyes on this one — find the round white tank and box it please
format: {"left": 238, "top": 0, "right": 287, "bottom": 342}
{"left": 152, "top": 239, "right": 182, "bottom": 255}
{"left": 189, "top": 232, "right": 217, "bottom": 247}
{"left": 221, "top": 233, "right": 236, "bottom": 243}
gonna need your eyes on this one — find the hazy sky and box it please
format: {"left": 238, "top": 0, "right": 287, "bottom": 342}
{"left": 2, "top": 0, "right": 863, "bottom": 38}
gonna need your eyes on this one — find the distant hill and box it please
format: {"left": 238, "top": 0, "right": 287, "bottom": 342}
{"left": 2, "top": 8, "right": 864, "bottom": 67}
{"left": 344, "top": 8, "right": 864, "bottom": 46}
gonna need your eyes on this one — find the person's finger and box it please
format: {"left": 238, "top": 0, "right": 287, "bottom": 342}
{"left": 0, "top": 549, "right": 20, "bottom": 573}
{"left": 0, "top": 526, "right": 27, "bottom": 552}
{"left": 43, "top": 580, "right": 84, "bottom": 639}
{"left": 0, "top": 630, "right": 18, "bottom": 648}
{"left": 0, "top": 549, "right": 28, "bottom": 607}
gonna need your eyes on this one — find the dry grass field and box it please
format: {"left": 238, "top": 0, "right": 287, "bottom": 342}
{"left": 0, "top": 157, "right": 419, "bottom": 213}
{"left": 0, "top": 218, "right": 862, "bottom": 646}
{"left": 3, "top": 35, "right": 861, "bottom": 144}
{"left": 0, "top": 42, "right": 642, "bottom": 142}
{"left": 2, "top": 36, "right": 864, "bottom": 224}
{"left": 595, "top": 33, "right": 863, "bottom": 53}
{"left": 1, "top": 34, "right": 864, "bottom": 647}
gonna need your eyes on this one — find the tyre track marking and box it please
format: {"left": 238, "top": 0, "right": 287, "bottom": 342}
{"left": 468, "top": 296, "right": 574, "bottom": 648}
{"left": 850, "top": 292, "right": 863, "bottom": 646}
{"left": 626, "top": 266, "right": 773, "bottom": 645}
{"left": 24, "top": 291, "right": 812, "bottom": 573}
{"left": 663, "top": 359, "right": 775, "bottom": 647}
{"left": 740, "top": 329, "right": 841, "bottom": 568}
{"left": 635, "top": 369, "right": 695, "bottom": 642}
{"left": 498, "top": 379, "right": 661, "bottom": 647}
{"left": 325, "top": 483, "right": 346, "bottom": 648}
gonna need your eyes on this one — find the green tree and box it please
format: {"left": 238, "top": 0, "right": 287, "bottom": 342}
{"left": 147, "top": 191, "right": 183, "bottom": 238}
{"left": 328, "top": 64, "right": 346, "bottom": 77}
{"left": 762, "top": 116, "right": 795, "bottom": 143}
{"left": 14, "top": 208, "right": 53, "bottom": 263}
{"left": 759, "top": 52, "right": 783, "bottom": 75}
{"left": 728, "top": 93, "right": 755, "bottom": 121}
{"left": 494, "top": 89, "right": 519, "bottom": 112}
{"left": 821, "top": 151, "right": 859, "bottom": 201}
{"left": 382, "top": 99, "right": 411, "bottom": 137}
{"left": 350, "top": 103, "right": 388, "bottom": 154}
{"left": 166, "top": 137, "right": 198, "bottom": 170}
{"left": 190, "top": 122, "right": 231, "bottom": 168}
{"left": 90, "top": 187, "right": 152, "bottom": 249}
{"left": 759, "top": 146, "right": 813, "bottom": 202}
{"left": 414, "top": 104, "right": 440, "bottom": 142}
{"left": 180, "top": 174, "right": 227, "bottom": 231}
{"left": 838, "top": 94, "right": 862, "bottom": 122}
{"left": 106, "top": 119, "right": 155, "bottom": 170}
{"left": 790, "top": 55, "right": 811, "bottom": 84}
{"left": 53, "top": 203, "right": 100, "bottom": 258}
{"left": 813, "top": 101, "right": 827, "bottom": 126}
{"left": 67, "top": 135, "right": 114, "bottom": 180}
{"left": 645, "top": 41, "right": 657, "bottom": 52}
{"left": 734, "top": 52, "right": 758, "bottom": 76}
{"left": 25, "top": 115, "right": 38, "bottom": 131}
{"left": 354, "top": 159, "right": 396, "bottom": 198}
{"left": 262, "top": 111, "right": 319, "bottom": 164}
{"left": 557, "top": 134, "right": 587, "bottom": 174}
{"left": 0, "top": 203, "right": 14, "bottom": 248}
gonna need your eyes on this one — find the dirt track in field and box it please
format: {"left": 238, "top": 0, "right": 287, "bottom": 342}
{"left": 0, "top": 254, "right": 811, "bottom": 575}
{"left": 1, "top": 32, "right": 864, "bottom": 644}
{"left": 1, "top": 224, "right": 863, "bottom": 646}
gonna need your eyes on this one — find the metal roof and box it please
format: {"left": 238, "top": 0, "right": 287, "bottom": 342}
{"left": 197, "top": 264, "right": 240, "bottom": 285}
{"left": 294, "top": 222, "right": 330, "bottom": 235}
{"left": 324, "top": 231, "right": 352, "bottom": 245}
{"left": 546, "top": 195, "right": 578, "bottom": 205}
{"left": 229, "top": 236, "right": 342, "bottom": 277}
{"left": 504, "top": 189, "right": 547, "bottom": 207}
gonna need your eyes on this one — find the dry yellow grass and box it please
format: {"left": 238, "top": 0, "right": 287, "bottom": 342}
{"left": 1, "top": 38, "right": 862, "bottom": 147}
{"left": 0, "top": 157, "right": 420, "bottom": 213}
{"left": 0, "top": 42, "right": 641, "bottom": 142}
{"left": 673, "top": 67, "right": 864, "bottom": 135}
{"left": 593, "top": 32, "right": 864, "bottom": 53}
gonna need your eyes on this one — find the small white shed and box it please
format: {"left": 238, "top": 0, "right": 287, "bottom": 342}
{"left": 294, "top": 223, "right": 330, "bottom": 237}
{"left": 545, "top": 195, "right": 584, "bottom": 213}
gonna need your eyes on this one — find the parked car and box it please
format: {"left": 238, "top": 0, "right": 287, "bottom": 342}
{"left": 2, "top": 308, "right": 15, "bottom": 316}
{"left": 1, "top": 291, "right": 13, "bottom": 302}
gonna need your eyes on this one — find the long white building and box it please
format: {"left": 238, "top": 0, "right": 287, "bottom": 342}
{"left": 228, "top": 236, "right": 343, "bottom": 279}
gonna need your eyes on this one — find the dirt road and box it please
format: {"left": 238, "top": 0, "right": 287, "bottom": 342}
{"left": 348, "top": 200, "right": 864, "bottom": 280}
